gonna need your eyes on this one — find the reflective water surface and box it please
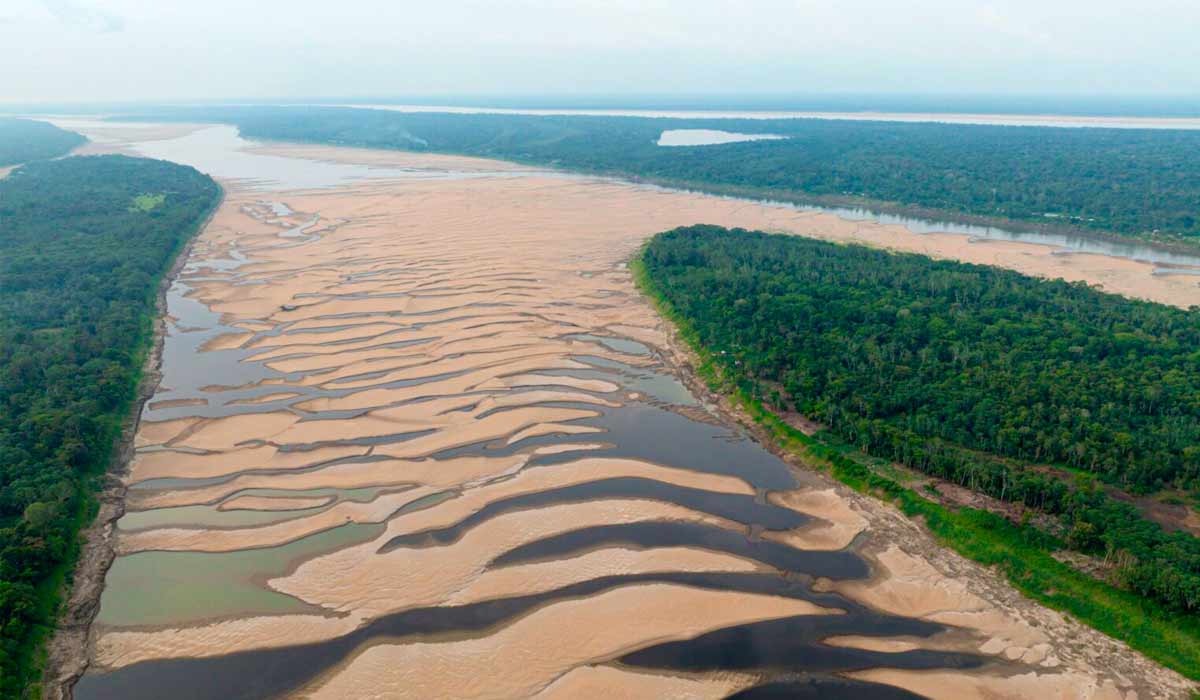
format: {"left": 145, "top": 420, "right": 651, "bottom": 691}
{"left": 657, "top": 129, "right": 785, "bottom": 146}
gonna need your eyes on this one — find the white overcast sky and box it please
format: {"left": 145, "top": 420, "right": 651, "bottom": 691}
{"left": 3, "top": 0, "right": 1198, "bottom": 103}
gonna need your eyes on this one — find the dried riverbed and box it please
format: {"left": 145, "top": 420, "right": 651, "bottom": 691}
{"left": 46, "top": 128, "right": 1196, "bottom": 699}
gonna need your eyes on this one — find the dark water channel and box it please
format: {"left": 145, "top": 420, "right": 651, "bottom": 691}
{"left": 81, "top": 342, "right": 993, "bottom": 699}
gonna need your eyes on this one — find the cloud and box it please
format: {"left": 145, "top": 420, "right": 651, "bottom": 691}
{"left": 41, "top": 0, "right": 123, "bottom": 32}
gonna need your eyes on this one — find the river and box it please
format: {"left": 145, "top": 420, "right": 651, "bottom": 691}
{"left": 54, "top": 121, "right": 1190, "bottom": 699}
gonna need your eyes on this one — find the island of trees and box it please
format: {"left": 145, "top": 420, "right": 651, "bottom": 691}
{"left": 0, "top": 119, "right": 86, "bottom": 167}
{"left": 132, "top": 105, "right": 1200, "bottom": 246}
{"left": 0, "top": 155, "right": 219, "bottom": 696}
{"left": 638, "top": 224, "right": 1200, "bottom": 675}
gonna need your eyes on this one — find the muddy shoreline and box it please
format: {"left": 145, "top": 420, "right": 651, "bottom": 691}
{"left": 41, "top": 186, "right": 227, "bottom": 700}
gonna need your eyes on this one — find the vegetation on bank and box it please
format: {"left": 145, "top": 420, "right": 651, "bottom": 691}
{"left": 0, "top": 156, "right": 220, "bottom": 697}
{"left": 633, "top": 225, "right": 1200, "bottom": 679}
{"left": 132, "top": 105, "right": 1200, "bottom": 245}
{"left": 0, "top": 119, "right": 86, "bottom": 167}
{"left": 642, "top": 226, "right": 1200, "bottom": 488}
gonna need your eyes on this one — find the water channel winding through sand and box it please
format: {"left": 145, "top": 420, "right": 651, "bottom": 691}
{"left": 58, "top": 121, "right": 1195, "bottom": 699}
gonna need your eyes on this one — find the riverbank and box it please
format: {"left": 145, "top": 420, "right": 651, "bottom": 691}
{"left": 41, "top": 185, "right": 225, "bottom": 700}
{"left": 0, "top": 154, "right": 219, "bottom": 700}
{"left": 631, "top": 251, "right": 1199, "bottom": 696}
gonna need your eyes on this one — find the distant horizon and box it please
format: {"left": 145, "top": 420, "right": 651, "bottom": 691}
{"left": 6, "top": 92, "right": 1200, "bottom": 118}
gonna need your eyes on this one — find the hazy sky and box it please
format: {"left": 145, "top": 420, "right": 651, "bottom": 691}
{"left": 4, "top": 0, "right": 1199, "bottom": 104}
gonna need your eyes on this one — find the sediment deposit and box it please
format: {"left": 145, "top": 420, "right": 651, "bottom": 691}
{"left": 65, "top": 138, "right": 1194, "bottom": 699}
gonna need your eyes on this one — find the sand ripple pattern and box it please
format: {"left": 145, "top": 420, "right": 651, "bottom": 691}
{"left": 75, "top": 167, "right": 1191, "bottom": 700}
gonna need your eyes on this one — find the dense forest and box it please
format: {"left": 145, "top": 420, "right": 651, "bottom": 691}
{"left": 0, "top": 119, "right": 86, "bottom": 167}
{"left": 131, "top": 105, "right": 1200, "bottom": 244}
{"left": 638, "top": 225, "right": 1200, "bottom": 612}
{"left": 0, "top": 156, "right": 219, "bottom": 696}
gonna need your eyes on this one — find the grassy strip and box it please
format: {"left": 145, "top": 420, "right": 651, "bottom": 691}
{"left": 631, "top": 253, "right": 1200, "bottom": 681}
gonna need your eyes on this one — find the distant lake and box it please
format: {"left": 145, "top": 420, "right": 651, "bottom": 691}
{"left": 657, "top": 129, "right": 786, "bottom": 146}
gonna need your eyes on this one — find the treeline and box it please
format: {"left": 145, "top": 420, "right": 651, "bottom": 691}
{"left": 132, "top": 105, "right": 1200, "bottom": 243}
{"left": 0, "top": 119, "right": 86, "bottom": 167}
{"left": 0, "top": 156, "right": 219, "bottom": 696}
{"left": 638, "top": 225, "right": 1200, "bottom": 611}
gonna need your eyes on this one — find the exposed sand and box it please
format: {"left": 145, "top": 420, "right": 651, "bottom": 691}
{"left": 822, "top": 635, "right": 930, "bottom": 653}
{"left": 129, "top": 443, "right": 367, "bottom": 482}
{"left": 127, "top": 453, "right": 524, "bottom": 510}
{"left": 226, "top": 392, "right": 305, "bottom": 405}
{"left": 848, "top": 668, "right": 1132, "bottom": 700}
{"left": 836, "top": 545, "right": 997, "bottom": 627}
{"left": 532, "top": 667, "right": 748, "bottom": 700}
{"left": 78, "top": 141, "right": 1196, "bottom": 699}
{"left": 766, "top": 487, "right": 869, "bottom": 550}
{"left": 133, "top": 416, "right": 202, "bottom": 447}
{"left": 273, "top": 499, "right": 753, "bottom": 617}
{"left": 531, "top": 665, "right": 748, "bottom": 700}
{"left": 117, "top": 488, "right": 419, "bottom": 553}
{"left": 95, "top": 613, "right": 369, "bottom": 670}
{"left": 304, "top": 584, "right": 833, "bottom": 699}
{"left": 444, "top": 545, "right": 765, "bottom": 606}
{"left": 93, "top": 547, "right": 766, "bottom": 668}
